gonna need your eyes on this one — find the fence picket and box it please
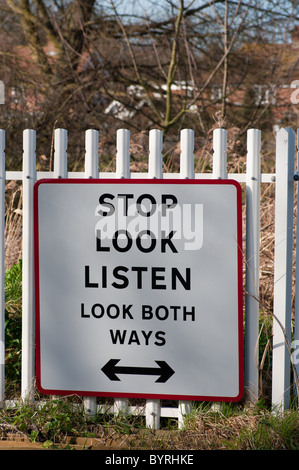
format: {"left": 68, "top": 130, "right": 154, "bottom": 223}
{"left": 212, "top": 128, "right": 227, "bottom": 180}
{"left": 210, "top": 128, "right": 228, "bottom": 414}
{"left": 148, "top": 128, "right": 163, "bottom": 179}
{"left": 0, "top": 129, "right": 5, "bottom": 403}
{"left": 85, "top": 129, "right": 99, "bottom": 180}
{"left": 21, "top": 129, "right": 36, "bottom": 402}
{"left": 272, "top": 128, "right": 295, "bottom": 411}
{"left": 295, "top": 129, "right": 299, "bottom": 392}
{"left": 145, "top": 128, "right": 163, "bottom": 429}
{"left": 83, "top": 129, "right": 99, "bottom": 417}
{"left": 54, "top": 129, "right": 68, "bottom": 179}
{"left": 245, "top": 129, "right": 261, "bottom": 404}
{"left": 113, "top": 129, "right": 130, "bottom": 416}
{"left": 178, "top": 129, "right": 194, "bottom": 427}
{"left": 116, "top": 128, "right": 130, "bottom": 179}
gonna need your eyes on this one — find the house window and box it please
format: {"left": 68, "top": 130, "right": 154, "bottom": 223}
{"left": 254, "top": 85, "right": 275, "bottom": 105}
{"left": 211, "top": 85, "right": 222, "bottom": 102}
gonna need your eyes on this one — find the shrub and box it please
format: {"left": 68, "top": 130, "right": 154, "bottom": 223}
{"left": 5, "top": 259, "right": 22, "bottom": 391}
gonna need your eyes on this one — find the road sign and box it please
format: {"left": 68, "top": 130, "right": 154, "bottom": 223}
{"left": 34, "top": 178, "right": 243, "bottom": 401}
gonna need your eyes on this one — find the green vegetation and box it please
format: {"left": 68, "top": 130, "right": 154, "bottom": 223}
{"left": 4, "top": 259, "right": 22, "bottom": 393}
{"left": 1, "top": 395, "right": 299, "bottom": 450}
{"left": 1, "top": 260, "right": 299, "bottom": 450}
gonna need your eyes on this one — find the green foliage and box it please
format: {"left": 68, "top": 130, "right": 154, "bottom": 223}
{"left": 4, "top": 259, "right": 22, "bottom": 389}
{"left": 1, "top": 397, "right": 89, "bottom": 445}
{"left": 1, "top": 397, "right": 299, "bottom": 449}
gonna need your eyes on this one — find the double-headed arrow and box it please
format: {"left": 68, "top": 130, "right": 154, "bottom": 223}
{"left": 101, "top": 359, "right": 175, "bottom": 383}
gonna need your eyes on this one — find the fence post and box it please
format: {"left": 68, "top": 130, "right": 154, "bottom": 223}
{"left": 113, "top": 129, "right": 130, "bottom": 416}
{"left": 294, "top": 129, "right": 299, "bottom": 395}
{"left": 21, "top": 129, "right": 36, "bottom": 402}
{"left": 0, "top": 130, "right": 5, "bottom": 404}
{"left": 54, "top": 129, "right": 68, "bottom": 178}
{"left": 211, "top": 128, "right": 227, "bottom": 412}
{"left": 148, "top": 129, "right": 163, "bottom": 179}
{"left": 178, "top": 129, "right": 194, "bottom": 428}
{"left": 145, "top": 129, "right": 163, "bottom": 430}
{"left": 272, "top": 127, "right": 295, "bottom": 411}
{"left": 116, "top": 129, "right": 130, "bottom": 179}
{"left": 45, "top": 129, "right": 68, "bottom": 403}
{"left": 85, "top": 129, "right": 99, "bottom": 180}
{"left": 180, "top": 128, "right": 195, "bottom": 180}
{"left": 83, "top": 129, "right": 99, "bottom": 417}
{"left": 213, "top": 128, "right": 227, "bottom": 180}
{"left": 244, "top": 129, "right": 261, "bottom": 404}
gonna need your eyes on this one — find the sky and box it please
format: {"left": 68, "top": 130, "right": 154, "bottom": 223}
{"left": 105, "top": 0, "right": 298, "bottom": 43}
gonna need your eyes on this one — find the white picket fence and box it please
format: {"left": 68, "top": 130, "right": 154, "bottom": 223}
{"left": 0, "top": 126, "right": 298, "bottom": 429}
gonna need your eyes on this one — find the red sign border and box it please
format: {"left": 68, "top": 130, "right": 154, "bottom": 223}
{"left": 34, "top": 178, "right": 244, "bottom": 402}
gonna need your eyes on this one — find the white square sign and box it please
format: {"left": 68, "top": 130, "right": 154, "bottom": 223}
{"left": 34, "top": 179, "right": 243, "bottom": 401}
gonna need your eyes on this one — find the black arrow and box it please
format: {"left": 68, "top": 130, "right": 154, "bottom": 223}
{"left": 101, "top": 359, "right": 175, "bottom": 383}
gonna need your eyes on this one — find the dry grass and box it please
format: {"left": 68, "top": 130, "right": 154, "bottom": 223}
{"left": 2, "top": 396, "right": 298, "bottom": 450}
{"left": 168, "top": 411, "right": 261, "bottom": 450}
{"left": 4, "top": 181, "right": 22, "bottom": 272}
{"left": 77, "top": 406, "right": 299, "bottom": 450}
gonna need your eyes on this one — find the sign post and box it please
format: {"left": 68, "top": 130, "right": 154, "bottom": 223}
{"left": 34, "top": 179, "right": 243, "bottom": 401}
